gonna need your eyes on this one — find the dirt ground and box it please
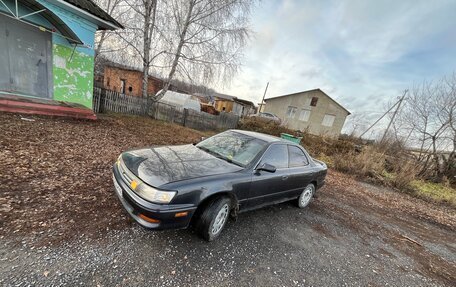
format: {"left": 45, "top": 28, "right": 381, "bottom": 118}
{"left": 1, "top": 112, "right": 455, "bottom": 286}
{"left": 0, "top": 113, "right": 205, "bottom": 245}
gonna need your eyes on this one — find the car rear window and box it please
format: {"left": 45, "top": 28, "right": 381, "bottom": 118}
{"left": 288, "top": 145, "right": 309, "bottom": 167}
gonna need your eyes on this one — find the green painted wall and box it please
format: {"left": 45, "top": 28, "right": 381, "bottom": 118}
{"left": 52, "top": 44, "right": 94, "bottom": 108}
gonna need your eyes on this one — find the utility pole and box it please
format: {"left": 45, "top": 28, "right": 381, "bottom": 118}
{"left": 258, "top": 82, "right": 269, "bottom": 113}
{"left": 359, "top": 101, "right": 400, "bottom": 138}
{"left": 381, "top": 89, "right": 408, "bottom": 143}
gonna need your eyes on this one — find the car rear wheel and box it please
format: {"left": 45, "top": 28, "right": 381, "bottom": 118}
{"left": 298, "top": 183, "right": 315, "bottom": 208}
{"left": 197, "top": 197, "right": 231, "bottom": 241}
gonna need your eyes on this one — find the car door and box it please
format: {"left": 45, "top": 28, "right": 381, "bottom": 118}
{"left": 245, "top": 144, "right": 290, "bottom": 208}
{"left": 286, "top": 145, "right": 314, "bottom": 197}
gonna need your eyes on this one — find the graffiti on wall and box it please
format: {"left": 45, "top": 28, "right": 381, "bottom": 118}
{"left": 52, "top": 44, "right": 94, "bottom": 108}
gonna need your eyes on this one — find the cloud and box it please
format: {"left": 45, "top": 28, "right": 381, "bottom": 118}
{"left": 217, "top": 0, "right": 456, "bottom": 130}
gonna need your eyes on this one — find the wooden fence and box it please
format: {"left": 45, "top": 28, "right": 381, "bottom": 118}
{"left": 93, "top": 87, "right": 239, "bottom": 131}
{"left": 93, "top": 87, "right": 148, "bottom": 115}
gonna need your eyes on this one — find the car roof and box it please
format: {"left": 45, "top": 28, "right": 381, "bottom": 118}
{"left": 230, "top": 129, "right": 291, "bottom": 144}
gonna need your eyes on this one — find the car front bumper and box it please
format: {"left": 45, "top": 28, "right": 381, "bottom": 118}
{"left": 112, "top": 165, "right": 197, "bottom": 230}
{"left": 316, "top": 179, "right": 325, "bottom": 190}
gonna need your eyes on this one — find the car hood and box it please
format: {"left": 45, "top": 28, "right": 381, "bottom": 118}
{"left": 121, "top": 144, "right": 243, "bottom": 188}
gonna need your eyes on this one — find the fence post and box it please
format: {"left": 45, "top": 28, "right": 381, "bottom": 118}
{"left": 183, "top": 108, "right": 188, "bottom": 127}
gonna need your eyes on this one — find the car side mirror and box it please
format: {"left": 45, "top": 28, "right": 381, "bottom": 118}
{"left": 256, "top": 163, "right": 276, "bottom": 173}
{"left": 193, "top": 136, "right": 207, "bottom": 145}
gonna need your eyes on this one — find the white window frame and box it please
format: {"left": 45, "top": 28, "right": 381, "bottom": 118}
{"left": 286, "top": 106, "right": 297, "bottom": 118}
{"left": 299, "top": 109, "right": 311, "bottom": 122}
{"left": 322, "top": 114, "right": 336, "bottom": 127}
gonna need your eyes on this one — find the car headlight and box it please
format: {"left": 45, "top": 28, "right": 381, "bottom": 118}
{"left": 134, "top": 182, "right": 177, "bottom": 204}
{"left": 117, "top": 155, "right": 176, "bottom": 204}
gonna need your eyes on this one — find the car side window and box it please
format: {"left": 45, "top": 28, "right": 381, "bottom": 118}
{"left": 288, "top": 145, "right": 309, "bottom": 167}
{"left": 259, "top": 144, "right": 288, "bottom": 169}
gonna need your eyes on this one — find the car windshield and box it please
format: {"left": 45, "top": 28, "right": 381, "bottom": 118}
{"left": 196, "top": 131, "right": 267, "bottom": 167}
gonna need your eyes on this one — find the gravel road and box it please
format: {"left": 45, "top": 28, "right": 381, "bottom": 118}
{"left": 1, "top": 175, "right": 455, "bottom": 287}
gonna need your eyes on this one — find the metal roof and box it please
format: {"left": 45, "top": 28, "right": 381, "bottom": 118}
{"left": 62, "top": 0, "right": 123, "bottom": 29}
{"left": 6, "top": 0, "right": 83, "bottom": 44}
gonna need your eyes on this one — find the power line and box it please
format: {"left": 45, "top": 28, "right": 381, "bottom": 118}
{"left": 381, "top": 89, "right": 408, "bottom": 142}
{"left": 359, "top": 92, "right": 406, "bottom": 139}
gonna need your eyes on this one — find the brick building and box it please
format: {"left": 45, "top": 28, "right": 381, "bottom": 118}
{"left": 103, "top": 65, "right": 164, "bottom": 97}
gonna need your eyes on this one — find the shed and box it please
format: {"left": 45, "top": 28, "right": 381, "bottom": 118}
{"left": 0, "top": 0, "right": 123, "bottom": 119}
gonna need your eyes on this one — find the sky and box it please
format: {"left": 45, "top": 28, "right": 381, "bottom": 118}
{"left": 217, "top": 0, "right": 456, "bottom": 133}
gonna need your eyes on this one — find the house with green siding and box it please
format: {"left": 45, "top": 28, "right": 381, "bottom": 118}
{"left": 0, "top": 0, "right": 123, "bottom": 119}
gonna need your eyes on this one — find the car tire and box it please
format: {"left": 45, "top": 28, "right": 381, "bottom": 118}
{"left": 298, "top": 183, "right": 315, "bottom": 208}
{"left": 197, "top": 197, "right": 231, "bottom": 241}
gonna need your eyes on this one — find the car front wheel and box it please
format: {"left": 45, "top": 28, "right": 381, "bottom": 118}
{"left": 298, "top": 183, "right": 315, "bottom": 208}
{"left": 197, "top": 197, "right": 231, "bottom": 241}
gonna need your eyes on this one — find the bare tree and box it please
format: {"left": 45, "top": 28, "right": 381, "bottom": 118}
{"left": 94, "top": 0, "right": 124, "bottom": 59}
{"left": 345, "top": 113, "right": 369, "bottom": 137}
{"left": 111, "top": 0, "right": 163, "bottom": 97}
{"left": 400, "top": 80, "right": 451, "bottom": 180}
{"left": 439, "top": 73, "right": 456, "bottom": 181}
{"left": 154, "top": 0, "right": 252, "bottom": 100}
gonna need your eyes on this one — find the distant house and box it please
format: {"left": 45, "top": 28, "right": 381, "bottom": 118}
{"left": 0, "top": 0, "right": 123, "bottom": 119}
{"left": 214, "top": 93, "right": 255, "bottom": 117}
{"left": 264, "top": 89, "right": 350, "bottom": 137}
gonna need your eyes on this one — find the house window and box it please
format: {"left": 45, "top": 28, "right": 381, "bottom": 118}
{"left": 286, "top": 106, "right": 297, "bottom": 118}
{"left": 299, "top": 109, "right": 311, "bottom": 121}
{"left": 322, "top": 114, "right": 336, "bottom": 127}
{"left": 310, "top": 97, "right": 318, "bottom": 107}
{"left": 107, "top": 77, "right": 110, "bottom": 87}
{"left": 120, "top": 79, "right": 126, "bottom": 94}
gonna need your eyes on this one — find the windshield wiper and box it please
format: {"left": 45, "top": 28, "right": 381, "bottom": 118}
{"left": 196, "top": 146, "right": 244, "bottom": 167}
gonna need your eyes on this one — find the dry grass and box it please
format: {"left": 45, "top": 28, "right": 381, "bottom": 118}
{"left": 332, "top": 146, "right": 386, "bottom": 178}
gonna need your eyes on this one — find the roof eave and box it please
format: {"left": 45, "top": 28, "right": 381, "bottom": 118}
{"left": 1, "top": 2, "right": 83, "bottom": 45}
{"left": 47, "top": 0, "right": 123, "bottom": 30}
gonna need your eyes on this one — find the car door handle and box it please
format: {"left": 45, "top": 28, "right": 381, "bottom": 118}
{"left": 282, "top": 175, "right": 288, "bottom": 180}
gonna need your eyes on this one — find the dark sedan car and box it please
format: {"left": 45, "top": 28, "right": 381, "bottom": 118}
{"left": 112, "top": 130, "right": 327, "bottom": 241}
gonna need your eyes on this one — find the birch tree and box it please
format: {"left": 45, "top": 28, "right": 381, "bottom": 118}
{"left": 114, "top": 0, "right": 162, "bottom": 97}
{"left": 154, "top": 0, "right": 252, "bottom": 100}
{"left": 94, "top": 0, "right": 124, "bottom": 59}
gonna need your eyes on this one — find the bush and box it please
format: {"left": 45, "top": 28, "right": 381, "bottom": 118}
{"left": 332, "top": 146, "right": 386, "bottom": 178}
{"left": 388, "top": 159, "right": 418, "bottom": 190}
{"left": 237, "top": 117, "right": 292, "bottom": 137}
{"left": 238, "top": 117, "right": 344, "bottom": 156}
{"left": 238, "top": 117, "right": 436, "bottom": 200}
